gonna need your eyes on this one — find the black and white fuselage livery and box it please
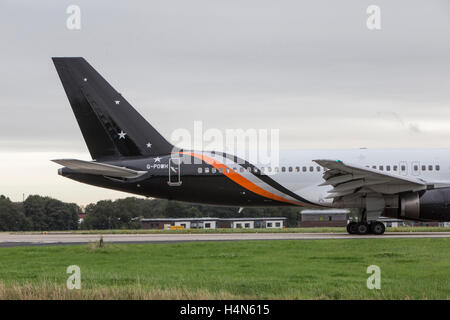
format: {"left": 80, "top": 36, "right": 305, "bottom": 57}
{"left": 52, "top": 58, "right": 450, "bottom": 235}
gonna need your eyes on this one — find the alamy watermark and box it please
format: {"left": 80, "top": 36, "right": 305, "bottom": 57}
{"left": 366, "top": 265, "right": 381, "bottom": 290}
{"left": 366, "top": 5, "right": 381, "bottom": 30}
{"left": 66, "top": 5, "right": 81, "bottom": 30}
{"left": 66, "top": 265, "right": 81, "bottom": 290}
{"left": 171, "top": 121, "right": 280, "bottom": 167}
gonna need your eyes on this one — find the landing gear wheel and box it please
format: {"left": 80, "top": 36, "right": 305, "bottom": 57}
{"left": 356, "top": 223, "right": 369, "bottom": 235}
{"left": 347, "top": 222, "right": 358, "bottom": 234}
{"left": 370, "top": 221, "right": 385, "bottom": 235}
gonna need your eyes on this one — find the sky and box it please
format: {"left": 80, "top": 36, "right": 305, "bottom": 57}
{"left": 1, "top": 0, "right": 450, "bottom": 205}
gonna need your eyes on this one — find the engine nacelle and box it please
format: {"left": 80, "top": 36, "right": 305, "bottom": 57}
{"left": 384, "top": 189, "right": 450, "bottom": 221}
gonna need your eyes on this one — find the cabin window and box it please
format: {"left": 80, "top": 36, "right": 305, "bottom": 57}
{"left": 281, "top": 167, "right": 286, "bottom": 172}
{"left": 288, "top": 167, "right": 293, "bottom": 172}
{"left": 422, "top": 165, "right": 426, "bottom": 171}
{"left": 393, "top": 165, "right": 398, "bottom": 171}
{"left": 240, "top": 167, "right": 244, "bottom": 173}
{"left": 413, "top": 165, "right": 418, "bottom": 171}
{"left": 428, "top": 165, "right": 433, "bottom": 171}
{"left": 275, "top": 167, "right": 279, "bottom": 172}
{"left": 205, "top": 167, "right": 210, "bottom": 173}
{"left": 302, "top": 166, "right": 307, "bottom": 172}
{"left": 386, "top": 165, "right": 391, "bottom": 171}
{"left": 436, "top": 165, "right": 440, "bottom": 171}
{"left": 401, "top": 165, "right": 406, "bottom": 171}
{"left": 316, "top": 166, "right": 321, "bottom": 172}
{"left": 219, "top": 168, "right": 223, "bottom": 173}
{"left": 309, "top": 166, "right": 314, "bottom": 172}
{"left": 379, "top": 165, "right": 384, "bottom": 171}
{"left": 212, "top": 168, "right": 217, "bottom": 173}
{"left": 295, "top": 166, "right": 300, "bottom": 172}
{"left": 253, "top": 167, "right": 258, "bottom": 173}
{"left": 226, "top": 168, "right": 230, "bottom": 173}
{"left": 268, "top": 167, "right": 272, "bottom": 172}
{"left": 372, "top": 165, "right": 376, "bottom": 169}
{"left": 198, "top": 167, "right": 202, "bottom": 174}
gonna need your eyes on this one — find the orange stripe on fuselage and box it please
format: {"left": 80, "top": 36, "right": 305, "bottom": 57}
{"left": 179, "top": 151, "right": 304, "bottom": 206}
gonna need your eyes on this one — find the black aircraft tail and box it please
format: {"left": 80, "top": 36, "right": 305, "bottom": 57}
{"left": 52, "top": 57, "right": 174, "bottom": 160}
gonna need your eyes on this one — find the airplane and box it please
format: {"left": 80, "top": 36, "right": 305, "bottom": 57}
{"left": 52, "top": 57, "right": 450, "bottom": 235}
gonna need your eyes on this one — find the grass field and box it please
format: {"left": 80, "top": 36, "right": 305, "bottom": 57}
{"left": 0, "top": 238, "right": 448, "bottom": 299}
{"left": 6, "top": 226, "right": 450, "bottom": 235}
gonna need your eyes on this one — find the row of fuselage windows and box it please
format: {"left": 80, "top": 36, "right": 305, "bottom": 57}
{"left": 197, "top": 164, "right": 442, "bottom": 174}
{"left": 197, "top": 166, "right": 323, "bottom": 174}
{"left": 365, "top": 164, "right": 440, "bottom": 172}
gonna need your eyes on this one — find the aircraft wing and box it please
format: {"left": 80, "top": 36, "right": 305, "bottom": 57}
{"left": 52, "top": 159, "right": 147, "bottom": 179}
{"left": 313, "top": 159, "right": 431, "bottom": 199}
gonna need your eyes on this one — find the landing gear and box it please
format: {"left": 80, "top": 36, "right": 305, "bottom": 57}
{"left": 346, "top": 221, "right": 385, "bottom": 235}
{"left": 345, "top": 198, "right": 386, "bottom": 235}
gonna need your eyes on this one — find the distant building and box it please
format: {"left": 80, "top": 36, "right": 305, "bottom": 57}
{"left": 377, "top": 217, "right": 408, "bottom": 228}
{"left": 378, "top": 217, "right": 442, "bottom": 227}
{"left": 411, "top": 221, "right": 439, "bottom": 227}
{"left": 217, "top": 218, "right": 286, "bottom": 229}
{"left": 298, "top": 209, "right": 349, "bottom": 227}
{"left": 140, "top": 217, "right": 287, "bottom": 230}
{"left": 78, "top": 213, "right": 87, "bottom": 224}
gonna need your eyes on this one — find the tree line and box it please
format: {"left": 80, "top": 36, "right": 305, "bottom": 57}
{"left": 0, "top": 194, "right": 302, "bottom": 231}
{"left": 0, "top": 195, "right": 79, "bottom": 231}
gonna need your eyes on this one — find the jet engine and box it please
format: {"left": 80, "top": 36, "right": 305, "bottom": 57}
{"left": 384, "top": 188, "right": 450, "bottom": 221}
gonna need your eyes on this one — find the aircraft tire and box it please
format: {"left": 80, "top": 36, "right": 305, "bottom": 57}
{"left": 356, "top": 222, "right": 369, "bottom": 234}
{"left": 347, "top": 222, "right": 358, "bottom": 234}
{"left": 370, "top": 221, "right": 385, "bottom": 235}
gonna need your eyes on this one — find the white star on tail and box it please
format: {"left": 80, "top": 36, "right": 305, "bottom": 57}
{"left": 154, "top": 157, "right": 161, "bottom": 162}
{"left": 115, "top": 100, "right": 120, "bottom": 105}
{"left": 118, "top": 131, "right": 127, "bottom": 139}
{"left": 146, "top": 142, "right": 152, "bottom": 148}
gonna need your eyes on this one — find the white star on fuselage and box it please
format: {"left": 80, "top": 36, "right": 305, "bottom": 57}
{"left": 118, "top": 131, "right": 127, "bottom": 139}
{"left": 154, "top": 157, "right": 161, "bottom": 162}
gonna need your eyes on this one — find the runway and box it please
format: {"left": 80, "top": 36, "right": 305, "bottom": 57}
{"left": 0, "top": 232, "right": 449, "bottom": 246}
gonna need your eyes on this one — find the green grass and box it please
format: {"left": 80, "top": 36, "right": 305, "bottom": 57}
{"left": 0, "top": 238, "right": 449, "bottom": 299}
{"left": 6, "top": 226, "right": 450, "bottom": 235}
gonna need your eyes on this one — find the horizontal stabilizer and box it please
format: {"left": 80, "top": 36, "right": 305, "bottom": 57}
{"left": 52, "top": 159, "right": 147, "bottom": 179}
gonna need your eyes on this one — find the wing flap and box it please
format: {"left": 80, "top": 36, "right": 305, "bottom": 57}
{"left": 318, "top": 174, "right": 366, "bottom": 186}
{"left": 314, "top": 159, "right": 429, "bottom": 200}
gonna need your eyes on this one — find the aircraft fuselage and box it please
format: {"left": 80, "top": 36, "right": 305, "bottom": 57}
{"left": 61, "top": 148, "right": 450, "bottom": 212}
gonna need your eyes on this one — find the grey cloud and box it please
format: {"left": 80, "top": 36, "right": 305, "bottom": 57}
{"left": 0, "top": 0, "right": 450, "bottom": 152}
{"left": 375, "top": 111, "right": 422, "bottom": 134}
